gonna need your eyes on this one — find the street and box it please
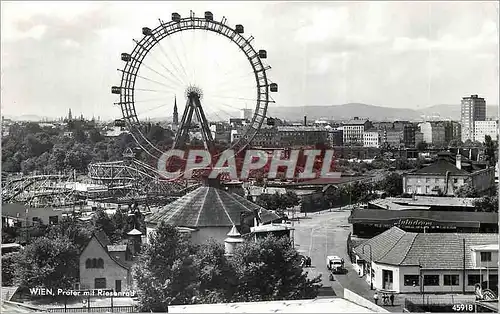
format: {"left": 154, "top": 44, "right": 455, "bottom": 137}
{"left": 292, "top": 209, "right": 378, "bottom": 302}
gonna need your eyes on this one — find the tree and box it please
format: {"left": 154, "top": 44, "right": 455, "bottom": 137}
{"left": 454, "top": 183, "right": 478, "bottom": 198}
{"left": 2, "top": 252, "right": 19, "bottom": 286}
{"left": 93, "top": 208, "right": 120, "bottom": 243}
{"left": 192, "top": 240, "right": 237, "bottom": 304}
{"left": 133, "top": 222, "right": 199, "bottom": 312}
{"left": 14, "top": 236, "right": 79, "bottom": 289}
{"left": 47, "top": 217, "right": 94, "bottom": 251}
{"left": 230, "top": 235, "right": 321, "bottom": 302}
{"left": 377, "top": 173, "right": 403, "bottom": 197}
{"left": 473, "top": 195, "right": 498, "bottom": 213}
{"left": 484, "top": 135, "right": 497, "bottom": 167}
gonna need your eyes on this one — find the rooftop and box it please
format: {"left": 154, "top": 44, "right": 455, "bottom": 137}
{"left": 287, "top": 176, "right": 370, "bottom": 187}
{"left": 389, "top": 196, "right": 476, "bottom": 207}
{"left": 348, "top": 209, "right": 497, "bottom": 228}
{"left": 345, "top": 119, "right": 369, "bottom": 126}
{"left": 368, "top": 199, "right": 430, "bottom": 211}
{"left": 145, "top": 186, "right": 280, "bottom": 228}
{"left": 277, "top": 126, "right": 330, "bottom": 132}
{"left": 353, "top": 227, "right": 497, "bottom": 269}
{"left": 168, "top": 297, "right": 376, "bottom": 313}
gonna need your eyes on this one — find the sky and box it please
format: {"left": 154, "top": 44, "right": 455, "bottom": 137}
{"left": 1, "top": 1, "right": 498, "bottom": 120}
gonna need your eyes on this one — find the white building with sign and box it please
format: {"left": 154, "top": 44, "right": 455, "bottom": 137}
{"left": 352, "top": 227, "right": 498, "bottom": 294}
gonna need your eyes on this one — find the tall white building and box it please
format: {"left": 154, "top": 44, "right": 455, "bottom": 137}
{"left": 363, "top": 130, "right": 380, "bottom": 148}
{"left": 474, "top": 120, "right": 498, "bottom": 143}
{"left": 461, "top": 94, "right": 486, "bottom": 142}
{"left": 418, "top": 122, "right": 445, "bottom": 146}
{"left": 343, "top": 117, "right": 371, "bottom": 145}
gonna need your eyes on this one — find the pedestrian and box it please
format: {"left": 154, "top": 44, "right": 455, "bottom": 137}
{"left": 390, "top": 293, "right": 395, "bottom": 306}
{"left": 373, "top": 292, "right": 379, "bottom": 305}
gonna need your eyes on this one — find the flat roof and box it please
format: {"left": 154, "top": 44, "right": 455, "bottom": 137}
{"left": 389, "top": 196, "right": 476, "bottom": 207}
{"left": 369, "top": 199, "right": 430, "bottom": 211}
{"left": 168, "top": 297, "right": 375, "bottom": 313}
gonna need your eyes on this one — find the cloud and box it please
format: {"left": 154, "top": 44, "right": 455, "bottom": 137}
{"left": 1, "top": 1, "right": 498, "bottom": 119}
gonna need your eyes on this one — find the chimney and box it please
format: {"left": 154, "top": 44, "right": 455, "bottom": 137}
{"left": 456, "top": 154, "right": 462, "bottom": 170}
{"left": 304, "top": 116, "right": 307, "bottom": 126}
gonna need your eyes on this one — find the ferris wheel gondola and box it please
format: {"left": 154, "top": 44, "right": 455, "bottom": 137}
{"left": 111, "top": 11, "right": 277, "bottom": 180}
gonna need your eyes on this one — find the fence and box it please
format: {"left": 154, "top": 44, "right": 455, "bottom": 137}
{"left": 47, "top": 305, "right": 136, "bottom": 313}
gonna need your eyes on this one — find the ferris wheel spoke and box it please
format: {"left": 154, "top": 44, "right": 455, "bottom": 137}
{"left": 155, "top": 40, "right": 190, "bottom": 86}
{"left": 134, "top": 73, "right": 180, "bottom": 91}
{"left": 135, "top": 103, "right": 172, "bottom": 117}
{"left": 166, "top": 34, "right": 191, "bottom": 85}
{"left": 133, "top": 97, "right": 175, "bottom": 103}
{"left": 135, "top": 88, "right": 176, "bottom": 94}
{"left": 204, "top": 81, "right": 257, "bottom": 97}
{"left": 140, "top": 60, "right": 184, "bottom": 89}
{"left": 207, "top": 95, "right": 265, "bottom": 103}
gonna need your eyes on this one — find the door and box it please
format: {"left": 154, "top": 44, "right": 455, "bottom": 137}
{"left": 115, "top": 280, "right": 122, "bottom": 292}
{"left": 382, "top": 269, "right": 393, "bottom": 290}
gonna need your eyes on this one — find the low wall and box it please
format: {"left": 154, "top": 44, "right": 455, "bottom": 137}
{"left": 343, "top": 288, "right": 389, "bottom": 313}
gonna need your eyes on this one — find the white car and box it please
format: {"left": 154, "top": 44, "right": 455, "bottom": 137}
{"left": 326, "top": 255, "right": 345, "bottom": 274}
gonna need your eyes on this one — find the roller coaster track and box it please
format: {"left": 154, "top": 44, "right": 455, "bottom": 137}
{"left": 87, "top": 158, "right": 186, "bottom": 199}
{"left": 2, "top": 175, "right": 70, "bottom": 203}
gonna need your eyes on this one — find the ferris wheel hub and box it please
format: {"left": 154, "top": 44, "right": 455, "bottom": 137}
{"left": 185, "top": 85, "right": 203, "bottom": 100}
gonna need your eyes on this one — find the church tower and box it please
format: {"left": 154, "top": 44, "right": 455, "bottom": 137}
{"left": 173, "top": 96, "right": 179, "bottom": 125}
{"left": 68, "top": 108, "right": 73, "bottom": 121}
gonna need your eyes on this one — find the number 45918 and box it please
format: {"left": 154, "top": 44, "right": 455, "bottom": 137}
{"left": 452, "top": 304, "right": 474, "bottom": 312}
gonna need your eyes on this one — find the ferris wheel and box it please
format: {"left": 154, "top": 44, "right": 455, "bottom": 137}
{"left": 111, "top": 10, "right": 278, "bottom": 162}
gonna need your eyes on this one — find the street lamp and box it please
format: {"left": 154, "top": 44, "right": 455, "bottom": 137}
{"left": 363, "top": 244, "right": 373, "bottom": 290}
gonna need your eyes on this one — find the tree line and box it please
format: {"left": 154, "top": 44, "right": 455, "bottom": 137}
{"left": 133, "top": 222, "right": 321, "bottom": 311}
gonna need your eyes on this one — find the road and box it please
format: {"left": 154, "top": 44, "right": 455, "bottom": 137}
{"left": 292, "top": 209, "right": 375, "bottom": 301}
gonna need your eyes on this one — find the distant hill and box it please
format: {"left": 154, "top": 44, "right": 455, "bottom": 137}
{"left": 6, "top": 103, "right": 497, "bottom": 123}
{"left": 261, "top": 103, "right": 499, "bottom": 122}
{"left": 265, "top": 103, "right": 420, "bottom": 122}
{"left": 419, "top": 104, "right": 498, "bottom": 120}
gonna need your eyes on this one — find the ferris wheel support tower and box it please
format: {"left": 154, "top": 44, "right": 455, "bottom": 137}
{"left": 173, "top": 86, "right": 214, "bottom": 151}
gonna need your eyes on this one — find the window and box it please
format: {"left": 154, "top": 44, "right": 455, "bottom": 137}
{"left": 468, "top": 274, "right": 482, "bottom": 286}
{"left": 404, "top": 275, "right": 420, "bottom": 286}
{"left": 85, "top": 259, "right": 92, "bottom": 269}
{"left": 97, "top": 258, "right": 104, "bottom": 268}
{"left": 453, "top": 178, "right": 458, "bottom": 184}
{"left": 444, "top": 275, "right": 459, "bottom": 286}
{"left": 94, "top": 278, "right": 106, "bottom": 289}
{"left": 424, "top": 275, "right": 440, "bottom": 286}
{"left": 426, "top": 178, "right": 430, "bottom": 183}
{"left": 480, "top": 252, "right": 492, "bottom": 262}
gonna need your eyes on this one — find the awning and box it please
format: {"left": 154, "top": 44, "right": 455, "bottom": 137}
{"left": 348, "top": 209, "right": 495, "bottom": 229}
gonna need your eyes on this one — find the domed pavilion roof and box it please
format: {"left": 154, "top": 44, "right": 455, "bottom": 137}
{"left": 145, "top": 186, "right": 280, "bottom": 228}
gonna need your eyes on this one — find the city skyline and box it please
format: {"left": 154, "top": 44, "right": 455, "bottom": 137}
{"left": 1, "top": 1, "right": 499, "bottom": 120}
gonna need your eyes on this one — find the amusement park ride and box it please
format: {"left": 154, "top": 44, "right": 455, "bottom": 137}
{"left": 89, "top": 10, "right": 278, "bottom": 203}
{"left": 2, "top": 11, "right": 277, "bottom": 207}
